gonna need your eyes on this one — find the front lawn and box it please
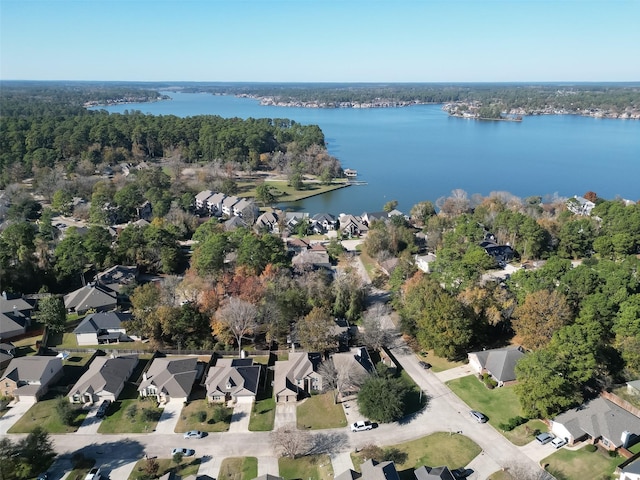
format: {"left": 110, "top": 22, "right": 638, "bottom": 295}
{"left": 128, "top": 457, "right": 201, "bottom": 480}
{"left": 98, "top": 384, "right": 162, "bottom": 434}
{"left": 174, "top": 398, "right": 232, "bottom": 433}
{"left": 279, "top": 454, "right": 334, "bottom": 480}
{"left": 297, "top": 392, "right": 347, "bottom": 429}
{"left": 249, "top": 365, "right": 275, "bottom": 431}
{"left": 542, "top": 445, "right": 620, "bottom": 480}
{"left": 446, "top": 375, "right": 544, "bottom": 445}
{"left": 351, "top": 432, "right": 481, "bottom": 480}
{"left": 218, "top": 457, "right": 258, "bottom": 480}
{"left": 8, "top": 396, "right": 88, "bottom": 433}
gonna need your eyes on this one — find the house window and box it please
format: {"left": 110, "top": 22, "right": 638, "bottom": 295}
{"left": 226, "top": 382, "right": 232, "bottom": 390}
{"left": 602, "top": 438, "right": 610, "bottom": 447}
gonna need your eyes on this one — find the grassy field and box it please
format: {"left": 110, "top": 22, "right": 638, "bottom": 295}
{"left": 217, "top": 457, "right": 258, "bottom": 480}
{"left": 279, "top": 454, "right": 334, "bottom": 480}
{"left": 98, "top": 383, "right": 163, "bottom": 434}
{"left": 128, "top": 457, "right": 201, "bottom": 480}
{"left": 297, "top": 392, "right": 347, "bottom": 429}
{"left": 542, "top": 446, "right": 620, "bottom": 480}
{"left": 416, "top": 350, "right": 465, "bottom": 373}
{"left": 446, "top": 375, "right": 545, "bottom": 445}
{"left": 174, "top": 398, "right": 232, "bottom": 433}
{"left": 239, "top": 178, "right": 349, "bottom": 203}
{"left": 351, "top": 432, "right": 481, "bottom": 480}
{"left": 8, "top": 396, "right": 88, "bottom": 433}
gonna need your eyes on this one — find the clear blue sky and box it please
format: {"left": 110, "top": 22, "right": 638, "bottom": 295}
{"left": 1, "top": 0, "right": 638, "bottom": 82}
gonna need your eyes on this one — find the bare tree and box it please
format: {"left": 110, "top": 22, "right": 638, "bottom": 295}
{"left": 502, "top": 463, "right": 554, "bottom": 480}
{"left": 270, "top": 424, "right": 311, "bottom": 459}
{"left": 359, "top": 303, "right": 391, "bottom": 351}
{"left": 318, "top": 357, "right": 371, "bottom": 404}
{"left": 214, "top": 296, "right": 258, "bottom": 354}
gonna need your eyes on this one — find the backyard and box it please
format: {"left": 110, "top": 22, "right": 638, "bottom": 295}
{"left": 351, "top": 432, "right": 482, "bottom": 480}
{"left": 446, "top": 375, "right": 547, "bottom": 445}
{"left": 217, "top": 457, "right": 258, "bottom": 480}
{"left": 541, "top": 445, "right": 621, "bottom": 480}
{"left": 174, "top": 398, "right": 233, "bottom": 433}
{"left": 297, "top": 392, "right": 347, "bottom": 429}
{"left": 279, "top": 454, "right": 334, "bottom": 480}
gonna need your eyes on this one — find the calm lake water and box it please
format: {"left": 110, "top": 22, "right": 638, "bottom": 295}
{"left": 95, "top": 91, "right": 640, "bottom": 215}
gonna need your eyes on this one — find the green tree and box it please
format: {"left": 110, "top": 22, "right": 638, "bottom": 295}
{"left": 55, "top": 395, "right": 75, "bottom": 425}
{"left": 383, "top": 200, "right": 398, "bottom": 212}
{"left": 17, "top": 427, "right": 55, "bottom": 477}
{"left": 255, "top": 184, "right": 276, "bottom": 207}
{"left": 410, "top": 201, "right": 436, "bottom": 226}
{"left": 295, "top": 307, "right": 336, "bottom": 353}
{"left": 51, "top": 189, "right": 73, "bottom": 216}
{"left": 192, "top": 233, "right": 229, "bottom": 276}
{"left": 37, "top": 296, "right": 66, "bottom": 334}
{"left": 357, "top": 376, "right": 409, "bottom": 423}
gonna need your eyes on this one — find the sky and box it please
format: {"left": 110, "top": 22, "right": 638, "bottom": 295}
{"left": 1, "top": 0, "right": 639, "bottom": 83}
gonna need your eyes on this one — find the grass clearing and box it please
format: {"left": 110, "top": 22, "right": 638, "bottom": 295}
{"left": 417, "top": 350, "right": 465, "bottom": 373}
{"left": 218, "top": 457, "right": 258, "bottom": 480}
{"left": 502, "top": 419, "right": 548, "bottom": 446}
{"left": 128, "top": 457, "right": 201, "bottom": 480}
{"left": 351, "top": 432, "right": 481, "bottom": 480}
{"left": 174, "top": 398, "right": 232, "bottom": 433}
{"left": 278, "top": 454, "right": 334, "bottom": 480}
{"left": 240, "top": 179, "right": 348, "bottom": 203}
{"left": 542, "top": 445, "right": 620, "bottom": 480}
{"left": 8, "top": 396, "right": 88, "bottom": 433}
{"left": 297, "top": 392, "right": 347, "bottom": 429}
{"left": 447, "top": 375, "right": 537, "bottom": 444}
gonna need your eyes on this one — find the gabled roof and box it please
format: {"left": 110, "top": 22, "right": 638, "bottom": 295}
{"left": 291, "top": 250, "right": 331, "bottom": 269}
{"left": 469, "top": 346, "right": 524, "bottom": 383}
{"left": 64, "top": 284, "right": 117, "bottom": 311}
{"left": 195, "top": 190, "right": 214, "bottom": 203}
{"left": 207, "top": 192, "right": 227, "bottom": 206}
{"left": 274, "top": 352, "right": 321, "bottom": 397}
{"left": 360, "top": 458, "right": 400, "bottom": 480}
{"left": 138, "top": 357, "right": 198, "bottom": 398}
{"left": 69, "top": 355, "right": 137, "bottom": 398}
{"left": 332, "top": 347, "right": 374, "bottom": 378}
{"left": 74, "top": 311, "right": 131, "bottom": 334}
{"left": 256, "top": 211, "right": 279, "bottom": 228}
{"left": 205, "top": 360, "right": 261, "bottom": 398}
{"left": 553, "top": 397, "right": 640, "bottom": 447}
{"left": 311, "top": 213, "right": 336, "bottom": 223}
{"left": 1, "top": 356, "right": 62, "bottom": 383}
{"left": 224, "top": 216, "right": 246, "bottom": 231}
{"left": 222, "top": 195, "right": 240, "bottom": 208}
{"left": 414, "top": 466, "right": 456, "bottom": 480}
{"left": 0, "top": 311, "right": 28, "bottom": 335}
{"left": 0, "top": 296, "right": 33, "bottom": 314}
{"left": 95, "top": 265, "right": 138, "bottom": 292}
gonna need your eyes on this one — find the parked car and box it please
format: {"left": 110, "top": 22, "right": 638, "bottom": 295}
{"left": 184, "top": 430, "right": 204, "bottom": 439}
{"left": 351, "top": 420, "right": 373, "bottom": 432}
{"left": 469, "top": 410, "right": 488, "bottom": 423}
{"left": 418, "top": 361, "right": 432, "bottom": 369}
{"left": 171, "top": 448, "right": 195, "bottom": 457}
{"left": 96, "top": 400, "right": 111, "bottom": 418}
{"left": 452, "top": 468, "right": 474, "bottom": 479}
{"left": 36, "top": 474, "right": 49, "bottom": 480}
{"left": 551, "top": 437, "right": 568, "bottom": 449}
{"left": 84, "top": 467, "right": 101, "bottom": 480}
{"left": 536, "top": 432, "right": 555, "bottom": 445}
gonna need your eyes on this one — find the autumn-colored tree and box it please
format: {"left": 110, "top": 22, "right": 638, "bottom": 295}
{"left": 296, "top": 307, "right": 337, "bottom": 353}
{"left": 583, "top": 191, "right": 598, "bottom": 203}
{"left": 212, "top": 296, "right": 258, "bottom": 353}
{"left": 512, "top": 290, "right": 573, "bottom": 350}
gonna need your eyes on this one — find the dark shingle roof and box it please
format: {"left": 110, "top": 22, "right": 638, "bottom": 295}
{"left": 73, "top": 312, "right": 132, "bottom": 334}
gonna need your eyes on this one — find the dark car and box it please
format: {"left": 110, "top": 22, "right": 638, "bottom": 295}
{"left": 418, "top": 361, "right": 432, "bottom": 369}
{"left": 96, "top": 400, "right": 111, "bottom": 418}
{"left": 452, "top": 468, "right": 474, "bottom": 479}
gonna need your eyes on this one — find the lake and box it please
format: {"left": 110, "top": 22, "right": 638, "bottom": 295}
{"left": 94, "top": 91, "right": 640, "bottom": 215}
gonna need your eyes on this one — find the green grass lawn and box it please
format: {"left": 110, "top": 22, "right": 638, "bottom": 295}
{"left": 249, "top": 365, "right": 275, "bottom": 431}
{"left": 8, "top": 396, "right": 88, "bottom": 433}
{"left": 218, "top": 457, "right": 258, "bottom": 480}
{"left": 612, "top": 386, "right": 640, "bottom": 410}
{"left": 297, "top": 392, "right": 347, "bottom": 429}
{"left": 240, "top": 178, "right": 348, "bottom": 203}
{"left": 98, "top": 384, "right": 163, "bottom": 434}
{"left": 417, "top": 350, "right": 465, "bottom": 373}
{"left": 542, "top": 446, "right": 621, "bottom": 480}
{"left": 48, "top": 331, "right": 151, "bottom": 352}
{"left": 174, "top": 398, "right": 232, "bottom": 433}
{"left": 446, "top": 375, "right": 544, "bottom": 445}
{"left": 128, "top": 457, "right": 201, "bottom": 480}
{"left": 279, "top": 454, "right": 334, "bottom": 480}
{"left": 351, "top": 432, "right": 481, "bottom": 480}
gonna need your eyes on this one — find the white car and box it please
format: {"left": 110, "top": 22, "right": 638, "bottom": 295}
{"left": 171, "top": 448, "right": 195, "bottom": 457}
{"left": 551, "top": 437, "right": 568, "bottom": 449}
{"left": 351, "top": 420, "right": 373, "bottom": 432}
{"left": 84, "top": 467, "right": 101, "bottom": 480}
{"left": 184, "top": 430, "right": 204, "bottom": 439}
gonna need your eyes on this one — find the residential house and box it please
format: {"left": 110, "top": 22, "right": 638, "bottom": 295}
{"left": 550, "top": 396, "right": 640, "bottom": 450}
{"left": 479, "top": 240, "right": 515, "bottom": 266}
{"left": 136, "top": 201, "right": 153, "bottom": 221}
{"left": 233, "top": 198, "right": 259, "bottom": 220}
{"left": 360, "top": 459, "right": 400, "bottom": 480}
{"left": 361, "top": 211, "right": 388, "bottom": 226}
{"left": 94, "top": 265, "right": 138, "bottom": 295}
{"left": 620, "top": 457, "right": 640, "bottom": 480}
{"left": 467, "top": 346, "right": 525, "bottom": 386}
{"left": 68, "top": 355, "right": 138, "bottom": 404}
{"left": 224, "top": 216, "right": 247, "bottom": 231}
{"left": 566, "top": 195, "right": 596, "bottom": 216}
{"left": 63, "top": 284, "right": 117, "bottom": 314}
{"left": 311, "top": 213, "right": 337, "bottom": 234}
{"left": 335, "top": 470, "right": 360, "bottom": 480}
{"left": 331, "top": 318, "right": 356, "bottom": 351}
{"left": 0, "top": 312, "right": 29, "bottom": 341}
{"left": 339, "top": 214, "right": 368, "bottom": 237}
{"left": 344, "top": 168, "right": 357, "bottom": 177}
{"left": 0, "top": 342, "right": 15, "bottom": 371}
{"left": 255, "top": 211, "right": 280, "bottom": 233}
{"left": 291, "top": 249, "right": 332, "bottom": 271}
{"left": 138, "top": 357, "right": 198, "bottom": 404}
{"left": 1, "top": 356, "right": 63, "bottom": 401}
{"left": 415, "top": 253, "right": 437, "bottom": 273}
{"left": 414, "top": 466, "right": 456, "bottom": 480}
{"left": 273, "top": 352, "right": 323, "bottom": 403}
{"left": 195, "top": 190, "right": 214, "bottom": 211}
{"left": 331, "top": 346, "right": 374, "bottom": 401}
{"left": 627, "top": 380, "right": 640, "bottom": 397}
{"left": 285, "top": 212, "right": 309, "bottom": 234}
{"left": 73, "top": 311, "right": 133, "bottom": 346}
{"left": 205, "top": 358, "right": 261, "bottom": 404}
{"left": 206, "top": 192, "right": 227, "bottom": 216}
{"left": 285, "top": 238, "right": 310, "bottom": 255}
{"left": 1, "top": 294, "right": 34, "bottom": 318}
{"left": 221, "top": 196, "right": 240, "bottom": 217}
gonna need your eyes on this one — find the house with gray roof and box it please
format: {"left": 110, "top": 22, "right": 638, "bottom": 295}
{"left": 339, "top": 214, "right": 368, "bottom": 237}
{"left": 255, "top": 211, "right": 280, "bottom": 233}
{"left": 95, "top": 265, "right": 138, "bottom": 294}
{"left": 206, "top": 192, "right": 227, "bottom": 215}
{"left": 233, "top": 198, "right": 259, "bottom": 219}
{"left": 0, "top": 312, "right": 29, "bottom": 341}
{"left": 360, "top": 458, "right": 400, "bottom": 480}
{"left": 620, "top": 457, "right": 640, "bottom": 480}
{"left": 0, "top": 342, "right": 15, "bottom": 370}
{"left": 195, "top": 190, "right": 214, "bottom": 210}
{"left": 1, "top": 295, "right": 34, "bottom": 317}
{"left": 73, "top": 311, "right": 133, "bottom": 346}
{"left": 414, "top": 465, "right": 456, "bottom": 480}
{"left": 68, "top": 355, "right": 137, "bottom": 404}
{"left": 291, "top": 249, "right": 331, "bottom": 271}
{"left": 1, "top": 356, "right": 63, "bottom": 401}
{"left": 468, "top": 346, "right": 525, "bottom": 386}
{"left": 274, "top": 352, "right": 323, "bottom": 403}
{"left": 331, "top": 347, "right": 374, "bottom": 401}
{"left": 252, "top": 475, "right": 284, "bottom": 480}
{"left": 224, "top": 216, "right": 247, "bottom": 231}
{"left": 311, "top": 213, "right": 337, "bottom": 233}
{"left": 550, "top": 396, "right": 640, "bottom": 450}
{"left": 63, "top": 284, "right": 117, "bottom": 314}
{"left": 205, "top": 358, "right": 261, "bottom": 404}
{"left": 138, "top": 357, "right": 198, "bottom": 404}
{"left": 221, "top": 195, "right": 240, "bottom": 217}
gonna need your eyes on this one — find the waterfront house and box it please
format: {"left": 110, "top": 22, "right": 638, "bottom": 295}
{"left": 311, "top": 213, "right": 337, "bottom": 233}
{"left": 255, "top": 211, "right": 280, "bottom": 233}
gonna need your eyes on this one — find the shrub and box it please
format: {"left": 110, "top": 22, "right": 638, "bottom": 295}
{"left": 141, "top": 407, "right": 160, "bottom": 422}
{"left": 498, "top": 415, "right": 529, "bottom": 431}
{"left": 196, "top": 410, "right": 207, "bottom": 423}
{"left": 210, "top": 404, "right": 228, "bottom": 423}
{"left": 55, "top": 395, "right": 75, "bottom": 426}
{"left": 126, "top": 405, "right": 138, "bottom": 420}
{"left": 585, "top": 444, "right": 597, "bottom": 452}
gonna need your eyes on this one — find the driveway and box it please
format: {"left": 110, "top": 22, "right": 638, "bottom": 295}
{"left": 434, "top": 364, "right": 476, "bottom": 383}
{"left": 76, "top": 404, "right": 102, "bottom": 435}
{"left": 197, "top": 454, "right": 222, "bottom": 479}
{"left": 273, "top": 403, "right": 297, "bottom": 429}
{"left": 0, "top": 399, "right": 34, "bottom": 434}
{"left": 257, "top": 456, "right": 280, "bottom": 476}
{"left": 228, "top": 400, "right": 253, "bottom": 433}
{"left": 330, "top": 451, "right": 355, "bottom": 476}
{"left": 154, "top": 399, "right": 183, "bottom": 434}
{"left": 103, "top": 459, "right": 138, "bottom": 479}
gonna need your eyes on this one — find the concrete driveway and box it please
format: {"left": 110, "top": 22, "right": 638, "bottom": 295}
{"left": 197, "top": 454, "right": 222, "bottom": 479}
{"left": 228, "top": 400, "right": 253, "bottom": 433}
{"left": 76, "top": 404, "right": 102, "bottom": 435}
{"left": 330, "top": 451, "right": 355, "bottom": 476}
{"left": 154, "top": 399, "right": 183, "bottom": 434}
{"left": 434, "top": 364, "right": 476, "bottom": 383}
{"left": 0, "top": 399, "right": 34, "bottom": 434}
{"left": 273, "top": 403, "right": 297, "bottom": 429}
{"left": 257, "top": 456, "right": 280, "bottom": 476}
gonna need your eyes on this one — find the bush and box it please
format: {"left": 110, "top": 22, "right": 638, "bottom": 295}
{"left": 196, "top": 410, "right": 207, "bottom": 423}
{"left": 126, "top": 405, "right": 138, "bottom": 420}
{"left": 141, "top": 407, "right": 160, "bottom": 422}
{"left": 210, "top": 404, "right": 228, "bottom": 423}
{"left": 498, "top": 416, "right": 529, "bottom": 431}
{"left": 55, "top": 396, "right": 75, "bottom": 426}
{"left": 585, "top": 444, "right": 597, "bottom": 452}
